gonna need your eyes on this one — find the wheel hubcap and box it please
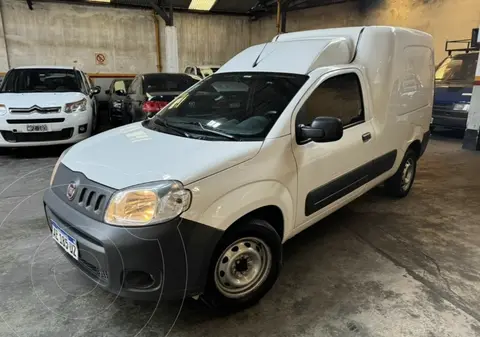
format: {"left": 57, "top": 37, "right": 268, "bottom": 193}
{"left": 401, "top": 158, "right": 415, "bottom": 191}
{"left": 214, "top": 237, "right": 272, "bottom": 299}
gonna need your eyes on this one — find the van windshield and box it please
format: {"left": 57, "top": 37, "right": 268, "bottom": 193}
{"left": 144, "top": 72, "right": 308, "bottom": 141}
{"left": 435, "top": 53, "right": 478, "bottom": 83}
{"left": 0, "top": 68, "right": 82, "bottom": 93}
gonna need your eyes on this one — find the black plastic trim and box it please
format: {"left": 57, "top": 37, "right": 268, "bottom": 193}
{"left": 43, "top": 188, "right": 224, "bottom": 301}
{"left": 305, "top": 150, "right": 397, "bottom": 216}
{"left": 420, "top": 131, "right": 430, "bottom": 157}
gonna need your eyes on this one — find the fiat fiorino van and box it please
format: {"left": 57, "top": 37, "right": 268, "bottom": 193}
{"left": 44, "top": 26, "right": 434, "bottom": 312}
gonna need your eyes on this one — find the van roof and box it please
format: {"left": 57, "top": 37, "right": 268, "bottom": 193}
{"left": 217, "top": 26, "right": 432, "bottom": 75}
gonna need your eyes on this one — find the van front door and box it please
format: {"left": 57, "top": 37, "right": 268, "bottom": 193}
{"left": 292, "top": 69, "right": 389, "bottom": 228}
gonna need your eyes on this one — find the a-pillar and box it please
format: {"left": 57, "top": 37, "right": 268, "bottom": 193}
{"left": 462, "top": 27, "right": 480, "bottom": 151}
{"left": 164, "top": 25, "right": 179, "bottom": 73}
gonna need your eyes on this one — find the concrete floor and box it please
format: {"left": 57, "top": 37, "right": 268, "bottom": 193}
{"left": 0, "top": 129, "right": 480, "bottom": 337}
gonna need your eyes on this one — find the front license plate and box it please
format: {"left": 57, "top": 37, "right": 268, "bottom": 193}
{"left": 51, "top": 220, "right": 79, "bottom": 260}
{"left": 26, "top": 124, "right": 48, "bottom": 132}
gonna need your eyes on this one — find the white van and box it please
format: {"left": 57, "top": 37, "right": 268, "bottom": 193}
{"left": 0, "top": 66, "right": 100, "bottom": 147}
{"left": 44, "top": 26, "right": 434, "bottom": 312}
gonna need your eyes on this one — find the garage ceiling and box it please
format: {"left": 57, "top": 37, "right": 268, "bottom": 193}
{"left": 29, "top": 0, "right": 350, "bottom": 17}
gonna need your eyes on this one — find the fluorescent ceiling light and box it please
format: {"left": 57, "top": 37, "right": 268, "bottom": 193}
{"left": 88, "top": 0, "right": 111, "bottom": 3}
{"left": 189, "top": 0, "right": 217, "bottom": 11}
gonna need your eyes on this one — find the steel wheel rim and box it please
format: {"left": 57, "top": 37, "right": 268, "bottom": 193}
{"left": 401, "top": 158, "right": 415, "bottom": 191}
{"left": 214, "top": 237, "right": 272, "bottom": 299}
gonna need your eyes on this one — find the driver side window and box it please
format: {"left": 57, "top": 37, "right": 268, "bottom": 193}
{"left": 296, "top": 72, "right": 365, "bottom": 130}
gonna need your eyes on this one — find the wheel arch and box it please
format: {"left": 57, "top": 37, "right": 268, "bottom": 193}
{"left": 186, "top": 181, "right": 295, "bottom": 243}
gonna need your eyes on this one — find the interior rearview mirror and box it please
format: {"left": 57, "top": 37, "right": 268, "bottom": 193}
{"left": 299, "top": 116, "right": 343, "bottom": 143}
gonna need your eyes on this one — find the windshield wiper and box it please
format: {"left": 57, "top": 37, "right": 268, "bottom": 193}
{"left": 197, "top": 122, "right": 240, "bottom": 140}
{"left": 153, "top": 118, "right": 191, "bottom": 138}
{"left": 171, "top": 121, "right": 240, "bottom": 141}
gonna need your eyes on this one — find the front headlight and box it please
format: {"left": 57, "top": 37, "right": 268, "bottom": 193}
{"left": 0, "top": 104, "right": 7, "bottom": 116}
{"left": 65, "top": 98, "right": 87, "bottom": 113}
{"left": 453, "top": 103, "right": 470, "bottom": 111}
{"left": 104, "top": 181, "right": 192, "bottom": 227}
{"left": 50, "top": 147, "right": 71, "bottom": 186}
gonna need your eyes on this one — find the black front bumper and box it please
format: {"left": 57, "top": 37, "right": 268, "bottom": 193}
{"left": 43, "top": 188, "right": 223, "bottom": 301}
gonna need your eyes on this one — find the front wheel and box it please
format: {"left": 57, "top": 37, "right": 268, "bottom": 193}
{"left": 201, "top": 219, "right": 282, "bottom": 313}
{"left": 384, "top": 148, "right": 417, "bottom": 198}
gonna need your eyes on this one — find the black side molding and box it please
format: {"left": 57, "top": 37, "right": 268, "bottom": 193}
{"left": 305, "top": 150, "right": 397, "bottom": 216}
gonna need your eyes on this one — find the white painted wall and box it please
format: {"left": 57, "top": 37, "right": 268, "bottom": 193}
{"left": 157, "top": 12, "right": 251, "bottom": 73}
{"left": 1, "top": 0, "right": 157, "bottom": 73}
{"left": 0, "top": 0, "right": 252, "bottom": 75}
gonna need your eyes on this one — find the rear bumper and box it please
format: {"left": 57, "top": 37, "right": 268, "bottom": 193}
{"left": 431, "top": 111, "right": 467, "bottom": 130}
{"left": 43, "top": 188, "right": 223, "bottom": 301}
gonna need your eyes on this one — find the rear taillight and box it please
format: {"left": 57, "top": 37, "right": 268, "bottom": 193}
{"left": 142, "top": 101, "right": 169, "bottom": 114}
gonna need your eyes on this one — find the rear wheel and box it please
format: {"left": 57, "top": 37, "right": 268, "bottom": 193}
{"left": 201, "top": 219, "right": 282, "bottom": 313}
{"left": 384, "top": 149, "right": 417, "bottom": 198}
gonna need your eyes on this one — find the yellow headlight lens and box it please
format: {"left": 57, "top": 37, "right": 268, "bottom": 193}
{"left": 104, "top": 181, "right": 192, "bottom": 227}
{"left": 105, "top": 190, "right": 158, "bottom": 226}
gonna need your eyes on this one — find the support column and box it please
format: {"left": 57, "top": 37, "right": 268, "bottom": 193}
{"left": 164, "top": 25, "right": 179, "bottom": 73}
{"left": 462, "top": 27, "right": 480, "bottom": 151}
{"left": 151, "top": 1, "right": 179, "bottom": 73}
{"left": 0, "top": 1, "right": 10, "bottom": 70}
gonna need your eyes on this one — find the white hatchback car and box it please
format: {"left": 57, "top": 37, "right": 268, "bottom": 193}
{"left": 0, "top": 66, "right": 100, "bottom": 147}
{"left": 44, "top": 26, "right": 434, "bottom": 313}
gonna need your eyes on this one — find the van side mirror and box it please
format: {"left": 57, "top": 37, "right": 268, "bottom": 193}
{"left": 299, "top": 116, "right": 343, "bottom": 143}
{"left": 105, "top": 89, "right": 111, "bottom": 95}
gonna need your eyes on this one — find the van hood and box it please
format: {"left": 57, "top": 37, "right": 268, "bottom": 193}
{"left": 61, "top": 122, "right": 262, "bottom": 190}
{"left": 0, "top": 92, "right": 86, "bottom": 108}
{"left": 434, "top": 84, "right": 472, "bottom": 104}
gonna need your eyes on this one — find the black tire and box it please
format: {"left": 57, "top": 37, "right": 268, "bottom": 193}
{"left": 384, "top": 148, "right": 417, "bottom": 198}
{"left": 201, "top": 219, "right": 282, "bottom": 314}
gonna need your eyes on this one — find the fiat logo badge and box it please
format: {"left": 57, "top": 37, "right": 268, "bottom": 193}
{"left": 66, "top": 182, "right": 77, "bottom": 201}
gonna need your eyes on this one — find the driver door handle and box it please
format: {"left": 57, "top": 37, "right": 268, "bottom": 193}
{"left": 362, "top": 132, "right": 372, "bottom": 142}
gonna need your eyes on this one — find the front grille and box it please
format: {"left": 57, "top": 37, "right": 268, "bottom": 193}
{"left": 75, "top": 186, "right": 107, "bottom": 214}
{"left": 52, "top": 164, "right": 115, "bottom": 222}
{"left": 7, "top": 118, "right": 65, "bottom": 124}
{"left": 1, "top": 128, "right": 73, "bottom": 143}
{"left": 9, "top": 106, "right": 61, "bottom": 114}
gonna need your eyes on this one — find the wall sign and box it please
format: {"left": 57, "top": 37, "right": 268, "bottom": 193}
{"left": 95, "top": 53, "right": 107, "bottom": 65}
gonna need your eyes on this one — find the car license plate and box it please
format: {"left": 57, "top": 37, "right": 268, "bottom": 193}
{"left": 26, "top": 124, "right": 48, "bottom": 132}
{"left": 51, "top": 220, "right": 79, "bottom": 260}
